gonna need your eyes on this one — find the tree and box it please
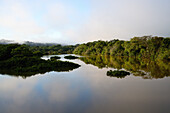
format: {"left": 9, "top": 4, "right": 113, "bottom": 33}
{"left": 11, "top": 45, "right": 33, "bottom": 57}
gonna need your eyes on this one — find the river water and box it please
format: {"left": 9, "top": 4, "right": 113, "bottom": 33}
{"left": 0, "top": 54, "right": 170, "bottom": 113}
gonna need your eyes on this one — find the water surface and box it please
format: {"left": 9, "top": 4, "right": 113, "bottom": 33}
{"left": 0, "top": 54, "right": 170, "bottom": 113}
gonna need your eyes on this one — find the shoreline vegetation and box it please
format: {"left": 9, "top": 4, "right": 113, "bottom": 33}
{"left": 73, "top": 36, "right": 170, "bottom": 61}
{"left": 29, "top": 44, "right": 78, "bottom": 55}
{"left": 0, "top": 44, "right": 80, "bottom": 78}
{"left": 18, "top": 36, "right": 169, "bottom": 61}
{"left": 0, "top": 36, "right": 169, "bottom": 78}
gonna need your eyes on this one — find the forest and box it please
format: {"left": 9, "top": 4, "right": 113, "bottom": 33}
{"left": 28, "top": 44, "right": 78, "bottom": 55}
{"left": 73, "top": 36, "right": 170, "bottom": 60}
{"left": 0, "top": 36, "right": 169, "bottom": 77}
{"left": 0, "top": 44, "right": 80, "bottom": 77}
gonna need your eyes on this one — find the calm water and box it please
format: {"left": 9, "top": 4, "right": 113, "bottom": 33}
{"left": 0, "top": 54, "right": 170, "bottom": 113}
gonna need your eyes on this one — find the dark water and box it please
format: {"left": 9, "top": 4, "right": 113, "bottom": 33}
{"left": 0, "top": 54, "right": 170, "bottom": 113}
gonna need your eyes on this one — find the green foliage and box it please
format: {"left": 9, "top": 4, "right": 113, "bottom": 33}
{"left": 0, "top": 44, "right": 80, "bottom": 77}
{"left": 73, "top": 36, "right": 170, "bottom": 60}
{"left": 29, "top": 44, "right": 77, "bottom": 55}
{"left": 33, "top": 50, "right": 43, "bottom": 57}
{"left": 0, "top": 57, "right": 80, "bottom": 77}
{"left": 0, "top": 44, "right": 20, "bottom": 60}
{"left": 11, "top": 45, "right": 33, "bottom": 57}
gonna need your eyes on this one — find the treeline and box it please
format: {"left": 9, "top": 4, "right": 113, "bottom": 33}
{"left": 29, "top": 44, "right": 78, "bottom": 55}
{"left": 73, "top": 36, "right": 170, "bottom": 60}
{"left": 0, "top": 44, "right": 40, "bottom": 60}
{"left": 0, "top": 44, "right": 80, "bottom": 77}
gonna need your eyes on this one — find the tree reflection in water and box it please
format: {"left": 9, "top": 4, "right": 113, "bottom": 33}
{"left": 80, "top": 56, "right": 170, "bottom": 79}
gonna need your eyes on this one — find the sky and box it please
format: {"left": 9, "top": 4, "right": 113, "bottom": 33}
{"left": 0, "top": 0, "right": 170, "bottom": 44}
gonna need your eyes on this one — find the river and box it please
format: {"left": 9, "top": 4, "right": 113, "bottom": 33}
{"left": 0, "top": 54, "right": 170, "bottom": 113}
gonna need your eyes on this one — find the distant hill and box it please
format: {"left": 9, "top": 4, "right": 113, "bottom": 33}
{"left": 0, "top": 39, "right": 61, "bottom": 46}
{"left": 0, "top": 39, "right": 16, "bottom": 44}
{"left": 24, "top": 41, "right": 60, "bottom": 46}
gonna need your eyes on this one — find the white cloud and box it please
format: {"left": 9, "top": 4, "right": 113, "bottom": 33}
{"left": 0, "top": 0, "right": 170, "bottom": 44}
{"left": 44, "top": 2, "right": 71, "bottom": 27}
{"left": 68, "top": 0, "right": 170, "bottom": 43}
{"left": 0, "top": 0, "right": 44, "bottom": 39}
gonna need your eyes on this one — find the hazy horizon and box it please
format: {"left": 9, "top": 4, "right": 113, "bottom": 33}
{"left": 0, "top": 0, "right": 170, "bottom": 44}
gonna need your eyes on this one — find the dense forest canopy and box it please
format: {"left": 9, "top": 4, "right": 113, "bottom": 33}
{"left": 28, "top": 44, "right": 78, "bottom": 55}
{"left": 0, "top": 36, "right": 169, "bottom": 77}
{"left": 0, "top": 44, "right": 80, "bottom": 77}
{"left": 73, "top": 36, "right": 170, "bottom": 60}
{"left": 1, "top": 36, "right": 169, "bottom": 60}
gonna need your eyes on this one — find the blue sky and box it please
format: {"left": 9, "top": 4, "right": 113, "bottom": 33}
{"left": 0, "top": 0, "right": 170, "bottom": 44}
